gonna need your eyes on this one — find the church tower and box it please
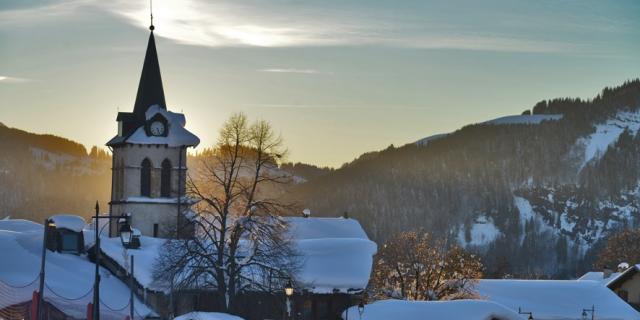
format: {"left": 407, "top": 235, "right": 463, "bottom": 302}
{"left": 106, "top": 24, "right": 199, "bottom": 238}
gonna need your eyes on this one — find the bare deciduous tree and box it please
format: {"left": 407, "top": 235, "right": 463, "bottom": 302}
{"left": 154, "top": 113, "right": 299, "bottom": 313}
{"left": 371, "top": 231, "right": 483, "bottom": 301}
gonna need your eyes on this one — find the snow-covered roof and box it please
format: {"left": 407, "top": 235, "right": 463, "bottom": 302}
{"left": 50, "top": 214, "right": 86, "bottom": 232}
{"left": 578, "top": 271, "right": 621, "bottom": 285}
{"left": 125, "top": 105, "right": 199, "bottom": 147}
{"left": 101, "top": 234, "right": 168, "bottom": 292}
{"left": 101, "top": 217, "right": 377, "bottom": 294}
{"left": 605, "top": 264, "right": 640, "bottom": 288}
{"left": 174, "top": 311, "right": 244, "bottom": 320}
{"left": 476, "top": 279, "right": 639, "bottom": 320}
{"left": 284, "top": 217, "right": 377, "bottom": 293}
{"left": 0, "top": 219, "right": 155, "bottom": 319}
{"left": 343, "top": 299, "right": 523, "bottom": 320}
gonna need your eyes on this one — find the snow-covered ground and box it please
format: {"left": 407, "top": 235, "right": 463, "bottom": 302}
{"left": 174, "top": 311, "right": 244, "bottom": 320}
{"left": 343, "top": 299, "right": 523, "bottom": 320}
{"left": 477, "top": 279, "right": 639, "bottom": 320}
{"left": 575, "top": 109, "right": 640, "bottom": 170}
{"left": 0, "top": 219, "right": 155, "bottom": 319}
{"left": 457, "top": 215, "right": 501, "bottom": 247}
{"left": 415, "top": 133, "right": 449, "bottom": 146}
{"left": 482, "top": 114, "right": 563, "bottom": 125}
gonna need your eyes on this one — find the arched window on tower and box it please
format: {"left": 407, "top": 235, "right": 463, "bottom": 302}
{"left": 161, "top": 159, "right": 172, "bottom": 197}
{"left": 117, "top": 158, "right": 125, "bottom": 199}
{"left": 141, "top": 158, "right": 152, "bottom": 197}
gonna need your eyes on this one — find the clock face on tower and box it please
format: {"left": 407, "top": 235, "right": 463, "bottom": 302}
{"left": 150, "top": 121, "right": 165, "bottom": 136}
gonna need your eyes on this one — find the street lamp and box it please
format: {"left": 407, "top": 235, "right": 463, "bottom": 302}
{"left": 284, "top": 280, "right": 293, "bottom": 320}
{"left": 92, "top": 201, "right": 133, "bottom": 320}
{"left": 119, "top": 221, "right": 133, "bottom": 247}
{"left": 582, "top": 305, "right": 595, "bottom": 320}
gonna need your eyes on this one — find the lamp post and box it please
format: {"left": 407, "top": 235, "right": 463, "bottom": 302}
{"left": 284, "top": 280, "right": 294, "bottom": 320}
{"left": 92, "top": 201, "right": 133, "bottom": 320}
{"left": 37, "top": 219, "right": 54, "bottom": 320}
{"left": 518, "top": 307, "right": 534, "bottom": 320}
{"left": 582, "top": 305, "right": 595, "bottom": 320}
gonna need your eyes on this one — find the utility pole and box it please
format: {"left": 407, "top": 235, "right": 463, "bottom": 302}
{"left": 129, "top": 255, "right": 135, "bottom": 320}
{"left": 37, "top": 219, "right": 50, "bottom": 320}
{"left": 93, "top": 201, "right": 101, "bottom": 320}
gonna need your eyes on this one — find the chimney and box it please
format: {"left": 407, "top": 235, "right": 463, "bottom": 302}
{"left": 603, "top": 265, "right": 613, "bottom": 279}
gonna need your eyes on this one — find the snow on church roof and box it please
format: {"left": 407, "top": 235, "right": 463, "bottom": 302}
{"left": 0, "top": 219, "right": 155, "bottom": 319}
{"left": 124, "top": 105, "right": 200, "bottom": 147}
{"left": 476, "top": 279, "right": 639, "bottom": 320}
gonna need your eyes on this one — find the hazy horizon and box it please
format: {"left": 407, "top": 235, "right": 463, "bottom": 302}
{"left": 1, "top": 0, "right": 639, "bottom": 167}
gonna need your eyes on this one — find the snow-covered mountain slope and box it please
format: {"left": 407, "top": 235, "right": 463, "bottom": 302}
{"left": 291, "top": 79, "right": 640, "bottom": 278}
{"left": 482, "top": 114, "right": 563, "bottom": 125}
{"left": 574, "top": 109, "right": 640, "bottom": 170}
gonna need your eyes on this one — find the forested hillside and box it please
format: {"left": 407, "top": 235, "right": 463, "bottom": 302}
{"left": 0, "top": 125, "right": 111, "bottom": 222}
{"left": 289, "top": 79, "right": 640, "bottom": 278}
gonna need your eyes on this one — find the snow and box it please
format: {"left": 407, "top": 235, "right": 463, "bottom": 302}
{"left": 174, "top": 311, "right": 244, "bottom": 320}
{"left": 578, "top": 271, "right": 620, "bottom": 284}
{"left": 576, "top": 109, "right": 640, "bottom": 170}
{"left": 126, "top": 196, "right": 194, "bottom": 204}
{"left": 285, "top": 217, "right": 377, "bottom": 293}
{"left": 415, "top": 133, "right": 449, "bottom": 146}
{"left": 482, "top": 114, "right": 563, "bottom": 125}
{"left": 476, "top": 279, "right": 639, "bottom": 320}
{"left": 101, "top": 235, "right": 168, "bottom": 291}
{"left": 101, "top": 217, "right": 377, "bottom": 294}
{"left": 0, "top": 219, "right": 155, "bottom": 319}
{"left": 50, "top": 214, "right": 86, "bottom": 232}
{"left": 342, "top": 299, "right": 522, "bottom": 320}
{"left": 458, "top": 215, "right": 501, "bottom": 247}
{"left": 125, "top": 105, "right": 200, "bottom": 147}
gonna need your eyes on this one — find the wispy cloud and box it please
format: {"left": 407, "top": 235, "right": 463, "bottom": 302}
{"left": 0, "top": 75, "right": 31, "bottom": 84}
{"left": 259, "top": 68, "right": 331, "bottom": 75}
{"left": 0, "top": 0, "right": 595, "bottom": 54}
{"left": 97, "top": 0, "right": 575, "bottom": 53}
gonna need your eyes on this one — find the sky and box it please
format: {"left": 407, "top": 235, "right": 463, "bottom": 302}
{"left": 1, "top": 0, "right": 639, "bottom": 167}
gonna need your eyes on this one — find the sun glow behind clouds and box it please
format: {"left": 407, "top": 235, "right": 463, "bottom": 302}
{"left": 107, "top": 0, "right": 348, "bottom": 47}
{"left": 102, "top": 0, "right": 573, "bottom": 53}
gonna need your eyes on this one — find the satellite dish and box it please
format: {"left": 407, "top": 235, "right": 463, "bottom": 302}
{"left": 302, "top": 209, "right": 311, "bottom": 217}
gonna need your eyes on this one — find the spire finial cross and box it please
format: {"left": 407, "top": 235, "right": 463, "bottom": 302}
{"left": 149, "top": 0, "right": 155, "bottom": 31}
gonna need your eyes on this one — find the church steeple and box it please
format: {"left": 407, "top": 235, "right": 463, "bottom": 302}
{"left": 133, "top": 28, "right": 166, "bottom": 119}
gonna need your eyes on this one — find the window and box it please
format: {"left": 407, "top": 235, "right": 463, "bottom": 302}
{"left": 141, "top": 158, "right": 151, "bottom": 197}
{"left": 60, "top": 233, "right": 79, "bottom": 253}
{"left": 153, "top": 223, "right": 159, "bottom": 238}
{"left": 161, "top": 159, "right": 172, "bottom": 197}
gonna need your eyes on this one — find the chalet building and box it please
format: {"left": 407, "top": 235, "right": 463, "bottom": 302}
{"left": 105, "top": 23, "right": 199, "bottom": 239}
{"left": 604, "top": 264, "right": 640, "bottom": 310}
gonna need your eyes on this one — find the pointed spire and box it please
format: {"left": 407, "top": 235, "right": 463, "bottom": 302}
{"left": 132, "top": 26, "right": 166, "bottom": 119}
